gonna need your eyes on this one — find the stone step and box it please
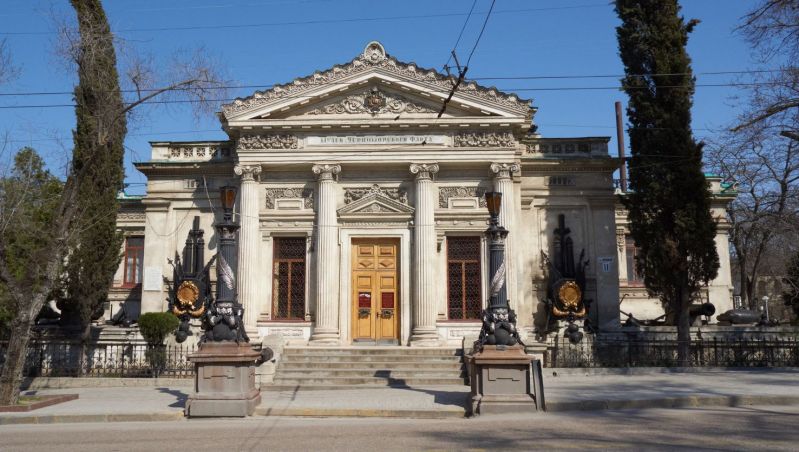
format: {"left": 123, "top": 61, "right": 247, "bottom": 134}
{"left": 276, "top": 369, "right": 467, "bottom": 378}
{"left": 278, "top": 361, "right": 464, "bottom": 371}
{"left": 280, "top": 355, "right": 462, "bottom": 364}
{"left": 282, "top": 347, "right": 461, "bottom": 356}
{"left": 271, "top": 376, "right": 467, "bottom": 386}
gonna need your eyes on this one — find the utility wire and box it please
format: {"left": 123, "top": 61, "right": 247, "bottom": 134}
{"left": 0, "top": 81, "right": 789, "bottom": 109}
{"left": 443, "top": 0, "right": 478, "bottom": 72}
{"left": 0, "top": 4, "right": 609, "bottom": 36}
{"left": 465, "top": 0, "right": 496, "bottom": 67}
{"left": 0, "top": 70, "right": 787, "bottom": 98}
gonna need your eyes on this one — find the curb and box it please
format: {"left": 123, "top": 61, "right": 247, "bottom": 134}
{"left": 254, "top": 407, "right": 466, "bottom": 419}
{"left": 547, "top": 394, "right": 799, "bottom": 412}
{"left": 0, "top": 411, "right": 184, "bottom": 425}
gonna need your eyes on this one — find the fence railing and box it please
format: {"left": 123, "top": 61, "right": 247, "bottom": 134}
{"left": 546, "top": 337, "right": 799, "bottom": 368}
{"left": 0, "top": 341, "right": 196, "bottom": 378}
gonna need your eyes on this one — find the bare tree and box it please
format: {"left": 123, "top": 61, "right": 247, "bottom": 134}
{"left": 733, "top": 0, "right": 799, "bottom": 136}
{"left": 707, "top": 134, "right": 799, "bottom": 309}
{"left": 0, "top": 38, "right": 20, "bottom": 84}
{"left": 0, "top": 0, "right": 228, "bottom": 405}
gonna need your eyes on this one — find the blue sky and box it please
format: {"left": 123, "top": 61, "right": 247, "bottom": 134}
{"left": 0, "top": 0, "right": 757, "bottom": 194}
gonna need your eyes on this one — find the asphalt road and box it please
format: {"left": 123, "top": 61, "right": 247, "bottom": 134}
{"left": 2, "top": 405, "right": 798, "bottom": 451}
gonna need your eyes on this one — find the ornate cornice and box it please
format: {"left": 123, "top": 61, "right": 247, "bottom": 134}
{"left": 304, "top": 87, "right": 436, "bottom": 116}
{"left": 222, "top": 41, "right": 532, "bottom": 118}
{"left": 438, "top": 186, "right": 487, "bottom": 208}
{"left": 264, "top": 187, "right": 314, "bottom": 209}
{"left": 345, "top": 184, "right": 407, "bottom": 205}
{"left": 312, "top": 164, "right": 342, "bottom": 181}
{"left": 409, "top": 163, "right": 439, "bottom": 180}
{"left": 234, "top": 164, "right": 262, "bottom": 182}
{"left": 238, "top": 134, "right": 299, "bottom": 150}
{"left": 490, "top": 162, "right": 520, "bottom": 180}
{"left": 454, "top": 132, "right": 517, "bottom": 148}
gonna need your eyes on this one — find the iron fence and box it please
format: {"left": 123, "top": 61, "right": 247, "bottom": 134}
{"left": 0, "top": 341, "right": 196, "bottom": 378}
{"left": 546, "top": 337, "right": 799, "bottom": 368}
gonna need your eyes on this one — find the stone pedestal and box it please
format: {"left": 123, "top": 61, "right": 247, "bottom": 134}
{"left": 468, "top": 345, "right": 542, "bottom": 415}
{"left": 186, "top": 342, "right": 261, "bottom": 417}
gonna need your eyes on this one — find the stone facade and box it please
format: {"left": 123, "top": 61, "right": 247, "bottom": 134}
{"left": 113, "top": 42, "right": 735, "bottom": 345}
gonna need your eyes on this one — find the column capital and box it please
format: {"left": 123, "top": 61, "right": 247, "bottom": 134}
{"left": 409, "top": 163, "right": 440, "bottom": 180}
{"left": 234, "top": 164, "right": 262, "bottom": 182}
{"left": 489, "top": 162, "right": 520, "bottom": 180}
{"left": 312, "top": 164, "right": 341, "bottom": 181}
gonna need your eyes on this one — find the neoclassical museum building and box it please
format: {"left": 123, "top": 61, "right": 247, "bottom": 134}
{"left": 112, "top": 42, "right": 735, "bottom": 345}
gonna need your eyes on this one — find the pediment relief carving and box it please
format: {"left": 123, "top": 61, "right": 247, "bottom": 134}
{"left": 303, "top": 87, "right": 437, "bottom": 116}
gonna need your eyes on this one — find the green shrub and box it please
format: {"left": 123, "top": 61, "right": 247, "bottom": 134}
{"left": 137, "top": 312, "right": 179, "bottom": 346}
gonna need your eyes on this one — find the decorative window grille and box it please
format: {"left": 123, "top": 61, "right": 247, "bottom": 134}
{"left": 123, "top": 237, "right": 144, "bottom": 287}
{"left": 447, "top": 237, "right": 482, "bottom": 320}
{"left": 183, "top": 179, "right": 199, "bottom": 189}
{"left": 625, "top": 235, "right": 644, "bottom": 286}
{"left": 546, "top": 175, "right": 575, "bottom": 186}
{"left": 272, "top": 237, "right": 306, "bottom": 320}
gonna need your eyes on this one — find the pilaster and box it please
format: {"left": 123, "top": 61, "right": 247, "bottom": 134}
{"left": 409, "top": 162, "right": 440, "bottom": 346}
{"left": 309, "top": 164, "right": 342, "bottom": 345}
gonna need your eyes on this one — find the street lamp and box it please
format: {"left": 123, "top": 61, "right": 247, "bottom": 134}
{"left": 219, "top": 185, "right": 237, "bottom": 222}
{"left": 761, "top": 295, "right": 770, "bottom": 324}
{"left": 476, "top": 191, "right": 520, "bottom": 347}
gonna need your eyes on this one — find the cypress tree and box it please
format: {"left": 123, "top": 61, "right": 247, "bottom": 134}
{"left": 615, "top": 0, "right": 719, "bottom": 364}
{"left": 59, "top": 0, "right": 127, "bottom": 335}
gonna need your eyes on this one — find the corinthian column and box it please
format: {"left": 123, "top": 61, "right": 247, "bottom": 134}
{"left": 234, "top": 164, "right": 262, "bottom": 335}
{"left": 409, "top": 163, "right": 440, "bottom": 346}
{"left": 309, "top": 164, "right": 341, "bottom": 345}
{"left": 490, "top": 162, "right": 520, "bottom": 310}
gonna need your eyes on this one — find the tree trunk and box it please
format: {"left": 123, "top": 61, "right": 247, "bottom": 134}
{"left": 676, "top": 285, "right": 692, "bottom": 367}
{"left": 0, "top": 315, "right": 33, "bottom": 405}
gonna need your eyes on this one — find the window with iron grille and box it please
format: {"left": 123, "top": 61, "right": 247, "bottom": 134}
{"left": 272, "top": 237, "right": 306, "bottom": 320}
{"left": 447, "top": 236, "right": 482, "bottom": 320}
{"left": 122, "top": 237, "right": 144, "bottom": 287}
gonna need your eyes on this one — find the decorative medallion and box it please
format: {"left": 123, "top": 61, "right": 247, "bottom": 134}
{"left": 557, "top": 281, "right": 582, "bottom": 310}
{"left": 364, "top": 88, "right": 386, "bottom": 112}
{"left": 176, "top": 280, "right": 200, "bottom": 306}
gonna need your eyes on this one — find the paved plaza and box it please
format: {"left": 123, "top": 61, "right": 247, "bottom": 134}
{"left": 1, "top": 369, "right": 797, "bottom": 423}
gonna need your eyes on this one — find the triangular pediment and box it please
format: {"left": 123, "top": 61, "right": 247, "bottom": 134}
{"left": 222, "top": 41, "right": 532, "bottom": 122}
{"left": 338, "top": 185, "right": 414, "bottom": 215}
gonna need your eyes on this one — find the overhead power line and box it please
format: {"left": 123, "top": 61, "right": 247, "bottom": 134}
{"left": 0, "top": 69, "right": 786, "bottom": 98}
{"left": 0, "top": 4, "right": 609, "bottom": 36}
{"left": 0, "top": 80, "right": 790, "bottom": 109}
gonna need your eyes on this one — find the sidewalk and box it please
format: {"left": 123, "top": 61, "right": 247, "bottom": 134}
{"left": 1, "top": 369, "right": 797, "bottom": 424}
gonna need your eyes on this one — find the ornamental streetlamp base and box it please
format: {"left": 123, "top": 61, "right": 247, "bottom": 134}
{"left": 468, "top": 345, "right": 545, "bottom": 415}
{"left": 186, "top": 342, "right": 262, "bottom": 417}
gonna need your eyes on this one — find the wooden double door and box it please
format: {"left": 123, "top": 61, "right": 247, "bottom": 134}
{"left": 351, "top": 239, "right": 399, "bottom": 344}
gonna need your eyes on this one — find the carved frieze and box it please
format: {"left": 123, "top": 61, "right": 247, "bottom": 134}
{"left": 222, "top": 42, "right": 531, "bottom": 117}
{"left": 117, "top": 212, "right": 145, "bottom": 221}
{"left": 265, "top": 187, "right": 314, "bottom": 209}
{"left": 454, "top": 132, "right": 517, "bottom": 148}
{"left": 438, "top": 187, "right": 487, "bottom": 208}
{"left": 305, "top": 87, "right": 436, "bottom": 116}
{"left": 238, "top": 134, "right": 299, "bottom": 150}
{"left": 344, "top": 184, "right": 408, "bottom": 205}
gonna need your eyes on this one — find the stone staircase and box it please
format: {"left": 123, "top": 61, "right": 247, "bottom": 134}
{"left": 265, "top": 347, "right": 467, "bottom": 390}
